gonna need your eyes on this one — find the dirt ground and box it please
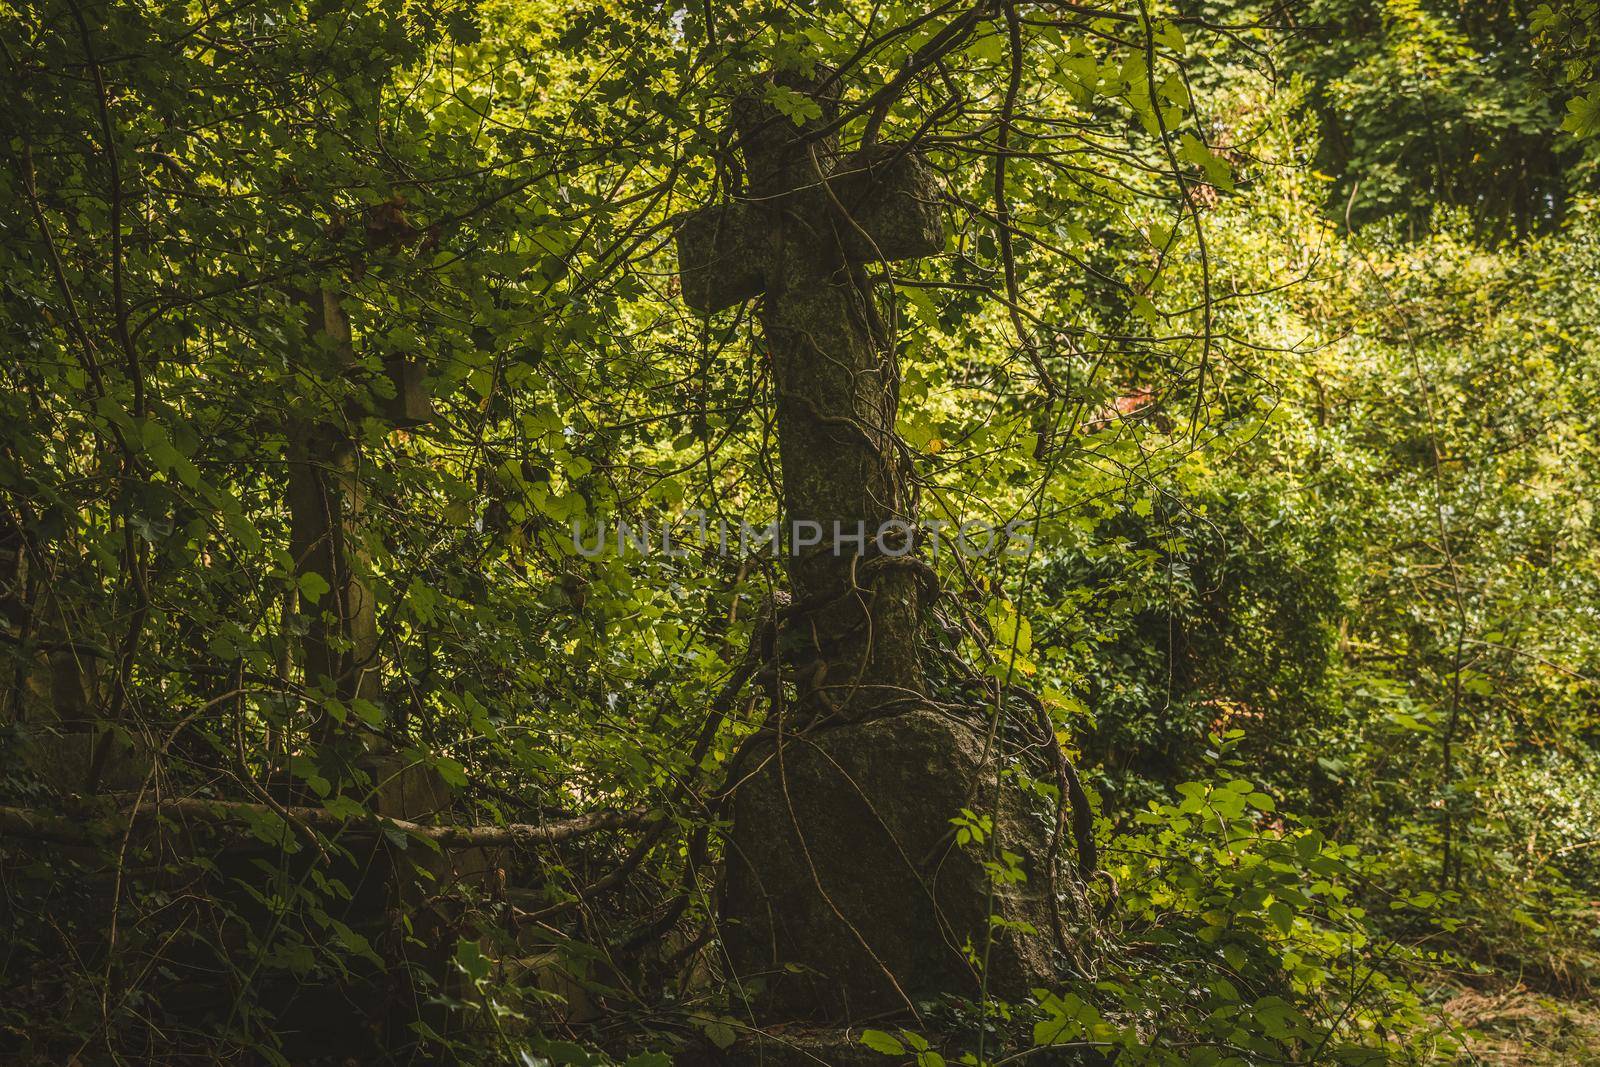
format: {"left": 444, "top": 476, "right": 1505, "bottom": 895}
{"left": 1444, "top": 984, "right": 1600, "bottom": 1065}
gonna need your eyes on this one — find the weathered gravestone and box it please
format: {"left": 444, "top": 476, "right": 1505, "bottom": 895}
{"left": 287, "top": 285, "right": 383, "bottom": 710}
{"left": 271, "top": 287, "right": 495, "bottom": 1058}
{"left": 676, "top": 78, "right": 1055, "bottom": 1025}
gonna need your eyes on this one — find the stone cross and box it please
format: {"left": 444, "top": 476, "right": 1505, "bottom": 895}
{"left": 676, "top": 84, "right": 945, "bottom": 722}
{"left": 676, "top": 85, "right": 1058, "bottom": 1025}
{"left": 676, "top": 142, "right": 946, "bottom": 315}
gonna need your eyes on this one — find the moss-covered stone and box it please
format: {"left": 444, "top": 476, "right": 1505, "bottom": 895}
{"left": 832, "top": 143, "right": 945, "bottom": 264}
{"left": 724, "top": 709, "right": 1055, "bottom": 1023}
{"left": 675, "top": 201, "right": 769, "bottom": 314}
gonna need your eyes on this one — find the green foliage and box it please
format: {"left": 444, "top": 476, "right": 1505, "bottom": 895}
{"left": 1285, "top": 0, "right": 1584, "bottom": 234}
{"left": 1085, "top": 737, "right": 1454, "bottom": 1064}
{"left": 1035, "top": 472, "right": 1345, "bottom": 811}
{"left": 1, "top": 0, "right": 1598, "bottom": 1063}
{"left": 1532, "top": 1, "right": 1600, "bottom": 137}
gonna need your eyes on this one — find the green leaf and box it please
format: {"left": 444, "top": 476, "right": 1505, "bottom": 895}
{"left": 539, "top": 1039, "right": 598, "bottom": 1065}
{"left": 861, "top": 1030, "right": 907, "bottom": 1056}
{"left": 1562, "top": 89, "right": 1600, "bottom": 138}
{"left": 763, "top": 84, "right": 822, "bottom": 126}
{"left": 1247, "top": 792, "right": 1276, "bottom": 812}
{"left": 406, "top": 578, "right": 439, "bottom": 624}
{"left": 967, "top": 23, "right": 1003, "bottom": 64}
{"left": 701, "top": 1019, "right": 737, "bottom": 1050}
{"left": 433, "top": 755, "right": 469, "bottom": 787}
{"left": 298, "top": 571, "right": 331, "bottom": 604}
{"left": 454, "top": 937, "right": 490, "bottom": 981}
{"left": 897, "top": 283, "right": 940, "bottom": 327}
{"left": 1178, "top": 132, "right": 1234, "bottom": 191}
{"left": 351, "top": 698, "right": 385, "bottom": 727}
{"left": 322, "top": 795, "right": 367, "bottom": 821}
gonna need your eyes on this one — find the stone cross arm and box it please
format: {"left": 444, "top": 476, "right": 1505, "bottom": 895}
{"left": 675, "top": 143, "right": 945, "bottom": 314}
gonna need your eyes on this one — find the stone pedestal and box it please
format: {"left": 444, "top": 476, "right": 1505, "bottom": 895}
{"left": 723, "top": 709, "right": 1055, "bottom": 1022}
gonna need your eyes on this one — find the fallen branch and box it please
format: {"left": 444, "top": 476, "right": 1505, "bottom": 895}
{"left": 0, "top": 798, "right": 653, "bottom": 849}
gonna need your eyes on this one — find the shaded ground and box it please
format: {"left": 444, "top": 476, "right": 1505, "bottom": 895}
{"left": 1445, "top": 984, "right": 1600, "bottom": 1065}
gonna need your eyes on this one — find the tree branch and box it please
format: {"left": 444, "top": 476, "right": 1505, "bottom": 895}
{"left": 0, "top": 798, "right": 654, "bottom": 849}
